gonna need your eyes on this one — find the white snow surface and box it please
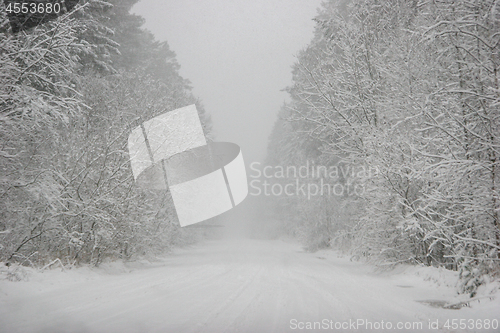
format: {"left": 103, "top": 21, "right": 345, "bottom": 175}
{"left": 0, "top": 238, "right": 499, "bottom": 333}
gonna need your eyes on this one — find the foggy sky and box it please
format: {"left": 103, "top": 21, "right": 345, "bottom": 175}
{"left": 131, "top": 0, "right": 322, "bottom": 163}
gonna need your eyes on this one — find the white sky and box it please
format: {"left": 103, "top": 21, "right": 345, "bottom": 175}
{"left": 131, "top": 0, "right": 322, "bottom": 162}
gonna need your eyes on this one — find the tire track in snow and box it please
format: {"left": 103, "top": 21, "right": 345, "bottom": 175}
{"left": 1, "top": 238, "right": 492, "bottom": 333}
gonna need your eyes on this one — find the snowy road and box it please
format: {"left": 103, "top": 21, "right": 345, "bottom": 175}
{"left": 1, "top": 238, "right": 498, "bottom": 333}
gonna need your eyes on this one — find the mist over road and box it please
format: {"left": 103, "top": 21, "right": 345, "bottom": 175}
{"left": 0, "top": 238, "right": 495, "bottom": 333}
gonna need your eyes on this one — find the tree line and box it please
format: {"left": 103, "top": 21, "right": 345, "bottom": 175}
{"left": 265, "top": 0, "right": 499, "bottom": 296}
{"left": 0, "top": 0, "right": 212, "bottom": 267}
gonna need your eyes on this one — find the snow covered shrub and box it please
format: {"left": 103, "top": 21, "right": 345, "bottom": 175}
{"left": 0, "top": 264, "right": 29, "bottom": 282}
{"left": 458, "top": 260, "right": 490, "bottom": 298}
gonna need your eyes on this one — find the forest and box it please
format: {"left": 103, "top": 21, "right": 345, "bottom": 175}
{"left": 265, "top": 0, "right": 500, "bottom": 296}
{"left": 0, "top": 0, "right": 212, "bottom": 267}
{"left": 1, "top": 0, "right": 499, "bottom": 300}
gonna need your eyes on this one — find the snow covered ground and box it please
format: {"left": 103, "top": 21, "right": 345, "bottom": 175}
{"left": 0, "top": 238, "right": 499, "bottom": 333}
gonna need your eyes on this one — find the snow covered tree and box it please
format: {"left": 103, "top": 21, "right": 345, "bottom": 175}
{"left": 0, "top": 0, "right": 212, "bottom": 266}
{"left": 265, "top": 0, "right": 499, "bottom": 295}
